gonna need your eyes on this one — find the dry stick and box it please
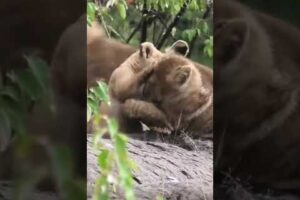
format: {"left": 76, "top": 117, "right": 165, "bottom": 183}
{"left": 156, "top": 0, "right": 192, "bottom": 49}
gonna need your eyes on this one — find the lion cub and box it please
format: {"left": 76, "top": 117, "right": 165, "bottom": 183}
{"left": 87, "top": 22, "right": 135, "bottom": 87}
{"left": 101, "top": 42, "right": 170, "bottom": 133}
{"left": 143, "top": 54, "right": 213, "bottom": 139}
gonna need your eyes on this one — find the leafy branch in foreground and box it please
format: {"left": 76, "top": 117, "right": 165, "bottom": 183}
{"left": 0, "top": 56, "right": 49, "bottom": 151}
{"left": 87, "top": 81, "right": 137, "bottom": 200}
{"left": 0, "top": 56, "right": 85, "bottom": 200}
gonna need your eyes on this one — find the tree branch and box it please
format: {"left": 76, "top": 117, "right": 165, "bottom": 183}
{"left": 188, "top": 3, "right": 213, "bottom": 57}
{"left": 156, "top": 0, "right": 191, "bottom": 49}
{"left": 140, "top": 0, "right": 148, "bottom": 43}
{"left": 126, "top": 20, "right": 143, "bottom": 43}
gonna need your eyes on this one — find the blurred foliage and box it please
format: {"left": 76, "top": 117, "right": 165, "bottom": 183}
{"left": 87, "top": 81, "right": 136, "bottom": 200}
{"left": 0, "top": 57, "right": 85, "bottom": 200}
{"left": 0, "top": 57, "right": 49, "bottom": 149}
{"left": 89, "top": 0, "right": 213, "bottom": 67}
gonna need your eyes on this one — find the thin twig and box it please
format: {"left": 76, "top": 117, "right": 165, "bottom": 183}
{"left": 126, "top": 20, "right": 143, "bottom": 43}
{"left": 140, "top": 0, "right": 148, "bottom": 42}
{"left": 156, "top": 0, "right": 191, "bottom": 49}
{"left": 157, "top": 15, "right": 177, "bottom": 42}
{"left": 97, "top": 8, "right": 111, "bottom": 38}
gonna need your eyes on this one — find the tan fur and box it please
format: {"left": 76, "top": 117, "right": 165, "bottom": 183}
{"left": 143, "top": 54, "right": 213, "bottom": 138}
{"left": 87, "top": 23, "right": 135, "bottom": 87}
{"left": 102, "top": 42, "right": 171, "bottom": 133}
{"left": 105, "top": 41, "right": 193, "bottom": 133}
{"left": 51, "top": 14, "right": 86, "bottom": 105}
{"left": 109, "top": 42, "right": 163, "bottom": 101}
{"left": 50, "top": 15, "right": 86, "bottom": 176}
{"left": 215, "top": 0, "right": 300, "bottom": 190}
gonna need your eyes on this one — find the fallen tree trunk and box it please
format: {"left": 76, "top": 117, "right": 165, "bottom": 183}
{"left": 87, "top": 136, "right": 213, "bottom": 200}
{"left": 1, "top": 136, "right": 213, "bottom": 200}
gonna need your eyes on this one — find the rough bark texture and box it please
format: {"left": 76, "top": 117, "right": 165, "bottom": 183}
{"left": 87, "top": 135, "right": 213, "bottom": 200}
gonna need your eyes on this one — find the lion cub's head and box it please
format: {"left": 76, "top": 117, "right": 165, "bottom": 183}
{"left": 143, "top": 54, "right": 210, "bottom": 120}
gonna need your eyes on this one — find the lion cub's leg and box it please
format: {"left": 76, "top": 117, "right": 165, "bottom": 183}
{"left": 122, "top": 99, "right": 171, "bottom": 129}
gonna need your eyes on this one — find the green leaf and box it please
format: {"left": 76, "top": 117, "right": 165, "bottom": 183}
{"left": 0, "top": 97, "right": 26, "bottom": 135}
{"left": 98, "top": 150, "right": 110, "bottom": 169}
{"left": 189, "top": 0, "right": 199, "bottom": 10}
{"left": 117, "top": 4, "right": 127, "bottom": 19}
{"left": 87, "top": 2, "right": 96, "bottom": 22}
{"left": 0, "top": 85, "right": 21, "bottom": 102}
{"left": 0, "top": 110, "right": 12, "bottom": 152}
{"left": 14, "top": 69, "right": 42, "bottom": 101}
{"left": 96, "top": 81, "right": 110, "bottom": 103}
{"left": 202, "top": 21, "right": 209, "bottom": 34}
{"left": 49, "top": 146, "right": 74, "bottom": 189}
{"left": 25, "top": 56, "right": 49, "bottom": 91}
{"left": 107, "top": 118, "right": 119, "bottom": 137}
{"left": 87, "top": 98, "right": 99, "bottom": 115}
{"left": 182, "top": 29, "right": 197, "bottom": 42}
{"left": 96, "top": 177, "right": 110, "bottom": 200}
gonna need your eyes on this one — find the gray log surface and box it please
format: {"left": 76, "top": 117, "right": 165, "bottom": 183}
{"left": 87, "top": 135, "right": 213, "bottom": 200}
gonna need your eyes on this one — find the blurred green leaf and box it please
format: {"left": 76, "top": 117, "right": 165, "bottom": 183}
{"left": 50, "top": 146, "right": 74, "bottom": 188}
{"left": 0, "top": 97, "right": 26, "bottom": 135}
{"left": 14, "top": 69, "right": 42, "bottom": 101}
{"left": 87, "top": 2, "right": 96, "bottom": 21}
{"left": 107, "top": 118, "right": 119, "bottom": 137}
{"left": 0, "top": 110, "right": 11, "bottom": 152}
{"left": 96, "top": 81, "right": 110, "bottom": 103}
{"left": 117, "top": 3, "right": 127, "bottom": 19}
{"left": 0, "top": 85, "right": 21, "bottom": 102}
{"left": 25, "top": 56, "right": 49, "bottom": 91}
{"left": 98, "top": 150, "right": 110, "bottom": 169}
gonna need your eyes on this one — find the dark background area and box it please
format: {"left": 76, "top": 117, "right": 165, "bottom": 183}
{"left": 241, "top": 0, "right": 300, "bottom": 27}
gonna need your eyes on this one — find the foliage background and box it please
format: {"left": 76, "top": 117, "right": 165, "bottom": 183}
{"left": 89, "top": 0, "right": 213, "bottom": 67}
{"left": 241, "top": 0, "right": 300, "bottom": 27}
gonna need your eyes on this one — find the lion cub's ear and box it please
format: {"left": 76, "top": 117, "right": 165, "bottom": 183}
{"left": 174, "top": 65, "right": 192, "bottom": 85}
{"left": 165, "top": 40, "right": 189, "bottom": 57}
{"left": 215, "top": 19, "right": 249, "bottom": 64}
{"left": 139, "top": 42, "right": 156, "bottom": 59}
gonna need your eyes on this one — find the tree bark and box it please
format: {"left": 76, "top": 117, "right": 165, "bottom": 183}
{"left": 87, "top": 135, "right": 213, "bottom": 200}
